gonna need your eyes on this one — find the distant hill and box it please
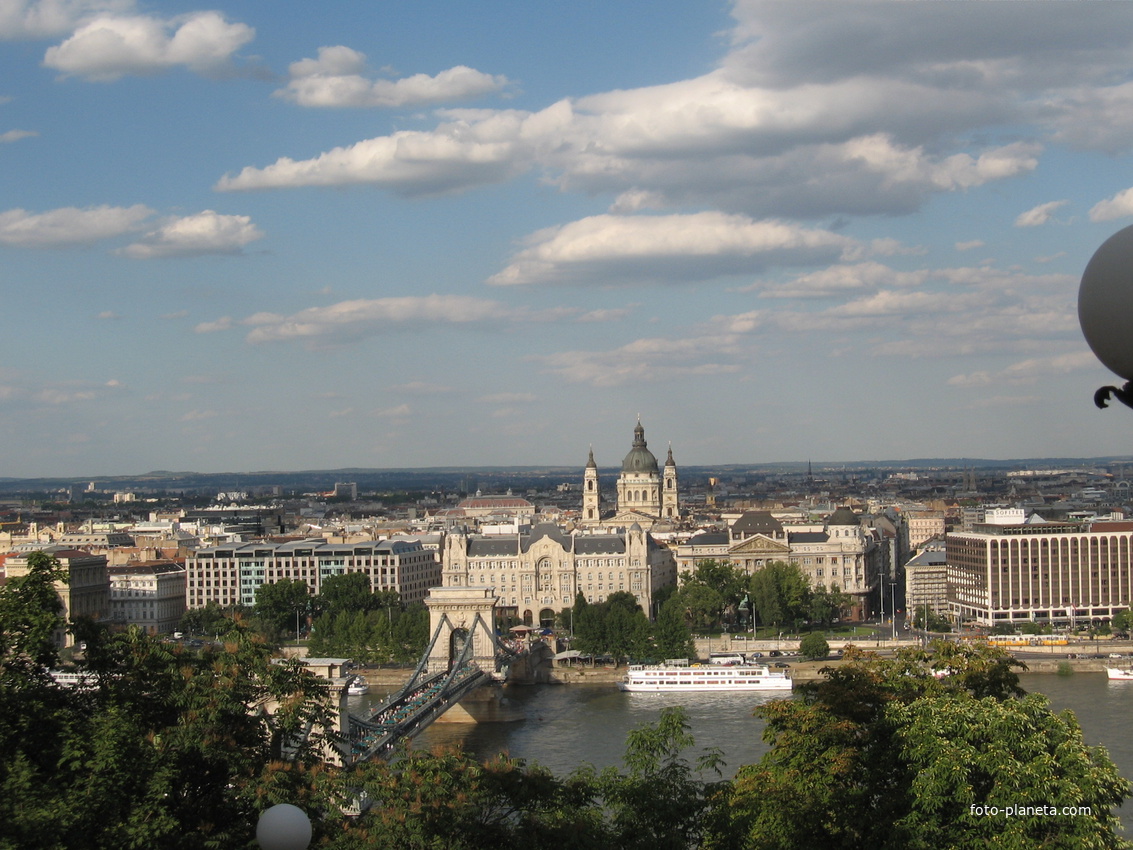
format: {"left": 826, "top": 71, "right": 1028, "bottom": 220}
{"left": 2, "top": 456, "right": 1131, "bottom": 498}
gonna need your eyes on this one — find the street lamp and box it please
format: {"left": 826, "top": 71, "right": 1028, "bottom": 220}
{"left": 256, "top": 804, "right": 311, "bottom": 850}
{"left": 1079, "top": 224, "right": 1133, "bottom": 409}
{"left": 890, "top": 582, "right": 897, "bottom": 641}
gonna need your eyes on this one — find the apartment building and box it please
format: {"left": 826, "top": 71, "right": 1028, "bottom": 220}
{"left": 948, "top": 520, "right": 1133, "bottom": 626}
{"left": 107, "top": 560, "right": 186, "bottom": 635}
{"left": 185, "top": 538, "right": 440, "bottom": 609}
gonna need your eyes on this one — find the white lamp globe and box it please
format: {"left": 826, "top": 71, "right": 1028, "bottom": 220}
{"left": 1079, "top": 224, "right": 1133, "bottom": 382}
{"left": 256, "top": 804, "right": 312, "bottom": 850}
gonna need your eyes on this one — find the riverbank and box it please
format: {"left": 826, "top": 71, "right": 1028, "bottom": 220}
{"left": 353, "top": 649, "right": 1114, "bottom": 692}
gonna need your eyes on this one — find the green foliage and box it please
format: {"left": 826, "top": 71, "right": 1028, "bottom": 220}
{"left": 345, "top": 747, "right": 608, "bottom": 849}
{"left": 912, "top": 605, "right": 952, "bottom": 633}
{"left": 1112, "top": 609, "right": 1132, "bottom": 633}
{"left": 799, "top": 632, "right": 829, "bottom": 660}
{"left": 0, "top": 552, "right": 66, "bottom": 668}
{"left": 598, "top": 707, "right": 724, "bottom": 850}
{"left": 673, "top": 582, "right": 724, "bottom": 631}
{"left": 254, "top": 577, "right": 312, "bottom": 638}
{"left": 705, "top": 641, "right": 1129, "bottom": 850}
{"left": 749, "top": 561, "right": 812, "bottom": 630}
{"left": 336, "top": 706, "right": 721, "bottom": 850}
{"left": 0, "top": 573, "right": 344, "bottom": 850}
{"left": 308, "top": 601, "right": 428, "bottom": 665}
{"left": 572, "top": 596, "right": 652, "bottom": 661}
{"left": 809, "top": 584, "right": 851, "bottom": 628}
{"left": 178, "top": 599, "right": 241, "bottom": 637}
{"left": 654, "top": 596, "right": 695, "bottom": 660}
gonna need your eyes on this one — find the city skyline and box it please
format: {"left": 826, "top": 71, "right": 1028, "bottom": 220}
{"left": 6, "top": 1, "right": 1133, "bottom": 478}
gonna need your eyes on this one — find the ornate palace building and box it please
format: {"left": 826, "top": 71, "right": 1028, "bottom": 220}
{"left": 441, "top": 522, "right": 677, "bottom": 626}
{"left": 675, "top": 508, "right": 884, "bottom": 620}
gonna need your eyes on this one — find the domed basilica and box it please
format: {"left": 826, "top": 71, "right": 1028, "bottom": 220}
{"left": 583, "top": 419, "right": 679, "bottom": 527}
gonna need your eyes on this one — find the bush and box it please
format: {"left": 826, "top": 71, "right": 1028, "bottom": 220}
{"left": 799, "top": 632, "right": 830, "bottom": 660}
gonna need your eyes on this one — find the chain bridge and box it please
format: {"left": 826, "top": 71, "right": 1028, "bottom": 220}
{"left": 339, "top": 587, "right": 547, "bottom": 764}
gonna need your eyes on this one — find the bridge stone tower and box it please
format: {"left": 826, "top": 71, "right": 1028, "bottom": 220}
{"left": 424, "top": 586, "right": 501, "bottom": 677}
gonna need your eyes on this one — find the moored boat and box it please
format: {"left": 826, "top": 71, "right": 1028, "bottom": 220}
{"left": 1106, "top": 667, "right": 1133, "bottom": 681}
{"left": 618, "top": 661, "right": 792, "bottom": 692}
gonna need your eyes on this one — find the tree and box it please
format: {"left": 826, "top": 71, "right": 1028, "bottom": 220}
{"left": 799, "top": 632, "right": 829, "bottom": 660}
{"left": 1112, "top": 609, "right": 1132, "bottom": 634}
{"left": 316, "top": 571, "right": 380, "bottom": 618}
{"left": 572, "top": 596, "right": 652, "bottom": 662}
{"left": 749, "top": 561, "right": 810, "bottom": 631}
{"left": 598, "top": 707, "right": 725, "bottom": 850}
{"left": 682, "top": 560, "right": 747, "bottom": 626}
{"left": 674, "top": 583, "right": 724, "bottom": 631}
{"left": 254, "top": 578, "right": 311, "bottom": 638}
{"left": 0, "top": 563, "right": 345, "bottom": 849}
{"left": 0, "top": 551, "right": 66, "bottom": 668}
{"left": 654, "top": 596, "right": 695, "bottom": 661}
{"left": 178, "top": 599, "right": 240, "bottom": 637}
{"left": 705, "top": 642, "right": 1130, "bottom": 850}
{"left": 808, "top": 583, "right": 851, "bottom": 628}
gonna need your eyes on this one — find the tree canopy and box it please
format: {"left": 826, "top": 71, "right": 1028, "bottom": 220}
{"left": 706, "top": 641, "right": 1130, "bottom": 849}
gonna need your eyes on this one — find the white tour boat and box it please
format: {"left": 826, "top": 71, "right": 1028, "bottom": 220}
{"left": 619, "top": 660, "right": 792, "bottom": 692}
{"left": 1106, "top": 667, "right": 1133, "bottom": 681}
{"left": 345, "top": 674, "right": 370, "bottom": 695}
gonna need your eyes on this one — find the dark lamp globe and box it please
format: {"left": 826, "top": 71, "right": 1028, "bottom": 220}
{"left": 1080, "top": 224, "right": 1133, "bottom": 382}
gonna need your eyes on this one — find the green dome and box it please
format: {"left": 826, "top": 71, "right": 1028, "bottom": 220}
{"left": 827, "top": 506, "right": 860, "bottom": 526}
{"left": 621, "top": 421, "right": 659, "bottom": 474}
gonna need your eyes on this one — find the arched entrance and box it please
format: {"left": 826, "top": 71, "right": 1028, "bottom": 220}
{"left": 522, "top": 609, "right": 533, "bottom": 626}
{"left": 448, "top": 627, "right": 469, "bottom": 670}
{"left": 538, "top": 608, "right": 556, "bottom": 629}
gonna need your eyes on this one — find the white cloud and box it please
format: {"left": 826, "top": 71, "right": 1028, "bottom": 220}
{"left": 43, "top": 10, "right": 253, "bottom": 81}
{"left": 235, "top": 294, "right": 570, "bottom": 347}
{"left": 0, "top": 0, "right": 132, "bottom": 39}
{"left": 0, "top": 203, "right": 150, "bottom": 246}
{"left": 1089, "top": 187, "right": 1133, "bottom": 222}
{"left": 374, "top": 404, "right": 411, "bottom": 419}
{"left": 955, "top": 240, "right": 985, "bottom": 252}
{"left": 479, "top": 392, "right": 536, "bottom": 404}
{"left": 277, "top": 46, "right": 508, "bottom": 108}
{"left": 0, "top": 129, "right": 36, "bottom": 142}
{"left": 216, "top": 110, "right": 532, "bottom": 195}
{"left": 537, "top": 335, "right": 744, "bottom": 388}
{"left": 1015, "top": 200, "right": 1067, "bottom": 227}
{"left": 390, "top": 381, "right": 453, "bottom": 395}
{"left": 193, "top": 316, "right": 232, "bottom": 334}
{"left": 948, "top": 351, "right": 1098, "bottom": 388}
{"left": 117, "top": 210, "right": 263, "bottom": 258}
{"left": 753, "top": 261, "right": 928, "bottom": 299}
{"left": 489, "top": 212, "right": 861, "bottom": 286}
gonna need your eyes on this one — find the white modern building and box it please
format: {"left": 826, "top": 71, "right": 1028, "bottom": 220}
{"left": 185, "top": 538, "right": 441, "bottom": 609}
{"left": 948, "top": 519, "right": 1133, "bottom": 626}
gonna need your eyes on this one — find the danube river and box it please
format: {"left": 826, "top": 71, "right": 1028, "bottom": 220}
{"left": 352, "top": 670, "right": 1133, "bottom": 830}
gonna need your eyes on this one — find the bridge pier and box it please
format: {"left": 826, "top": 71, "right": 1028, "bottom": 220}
{"left": 424, "top": 586, "right": 502, "bottom": 677}
{"left": 434, "top": 680, "right": 524, "bottom": 723}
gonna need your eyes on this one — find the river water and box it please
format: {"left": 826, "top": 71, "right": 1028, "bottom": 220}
{"left": 351, "top": 670, "right": 1133, "bottom": 829}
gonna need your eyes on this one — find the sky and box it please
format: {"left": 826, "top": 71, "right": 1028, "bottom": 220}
{"left": 5, "top": 0, "right": 1133, "bottom": 478}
